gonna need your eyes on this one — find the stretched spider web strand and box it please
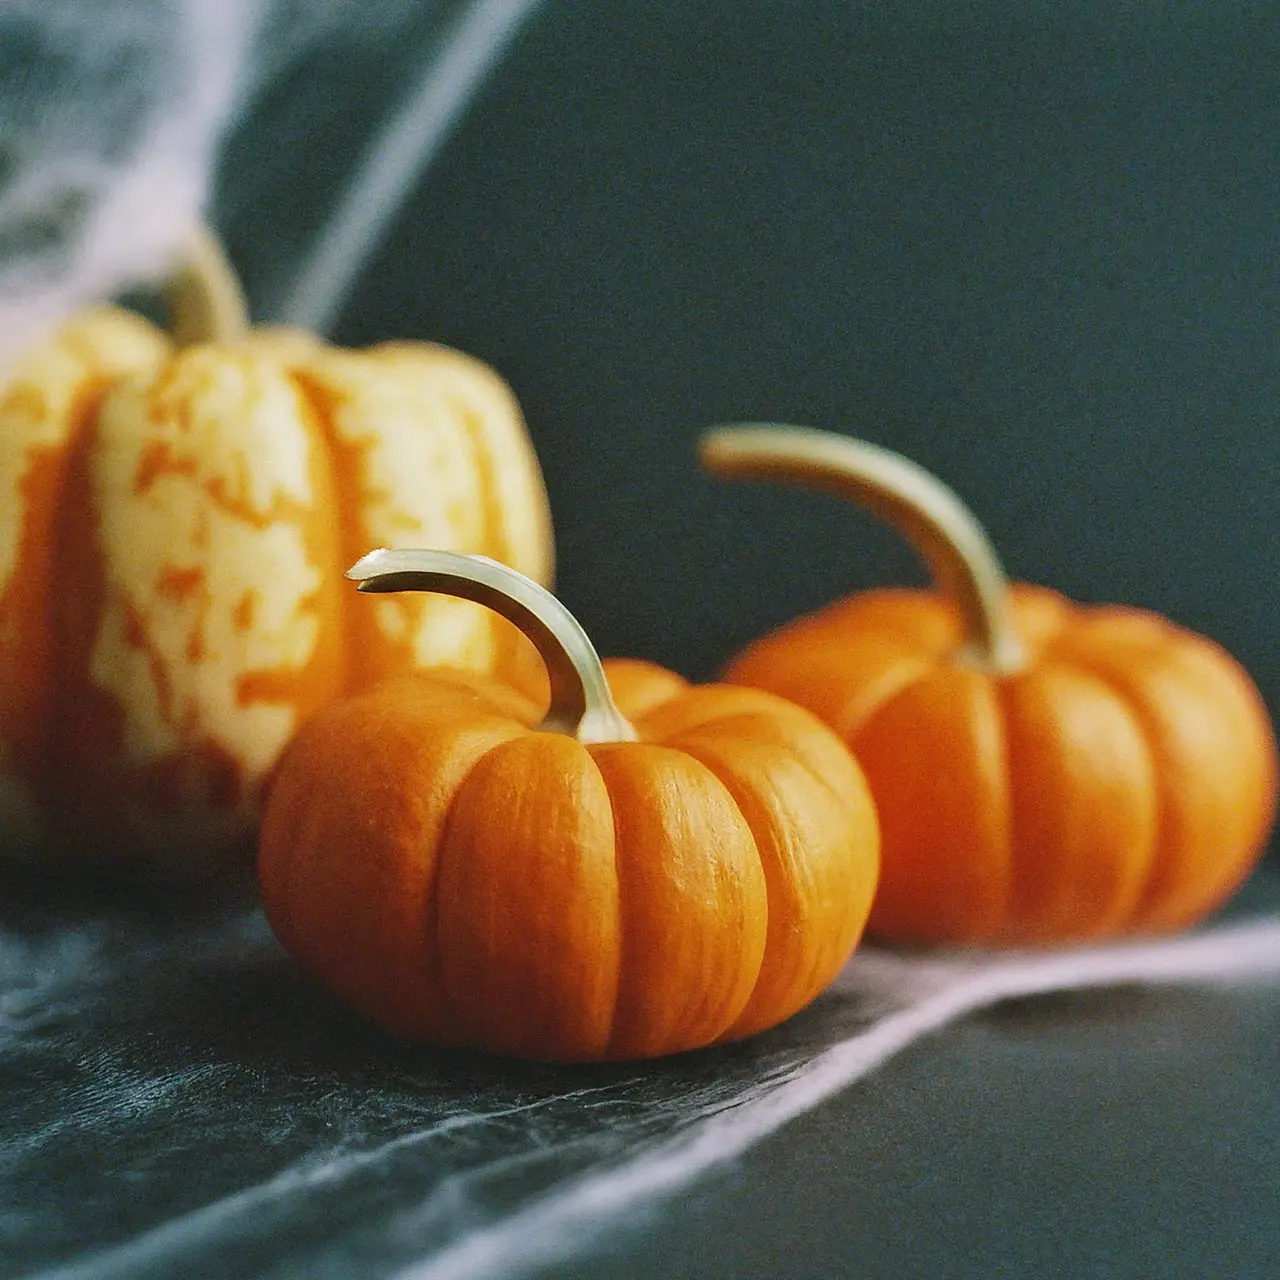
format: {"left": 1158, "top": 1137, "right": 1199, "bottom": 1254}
{"left": 394, "top": 916, "right": 1280, "bottom": 1280}
{"left": 272, "top": 0, "right": 546, "bottom": 334}
{"left": 11, "top": 915, "right": 1280, "bottom": 1280}
{"left": 0, "top": 0, "right": 255, "bottom": 366}
{"left": 0, "top": 0, "right": 428, "bottom": 369}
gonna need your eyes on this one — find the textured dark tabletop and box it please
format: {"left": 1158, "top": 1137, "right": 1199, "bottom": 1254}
{"left": 2, "top": 866, "right": 1278, "bottom": 1280}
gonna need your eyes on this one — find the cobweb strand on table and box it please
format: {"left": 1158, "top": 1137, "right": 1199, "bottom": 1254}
{"left": 3, "top": 872, "right": 1279, "bottom": 1280}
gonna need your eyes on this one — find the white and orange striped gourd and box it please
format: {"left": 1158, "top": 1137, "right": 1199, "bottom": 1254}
{"left": 0, "top": 229, "right": 553, "bottom": 874}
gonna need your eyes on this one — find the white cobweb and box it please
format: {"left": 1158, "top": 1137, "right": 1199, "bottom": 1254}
{"left": 0, "top": 0, "right": 251, "bottom": 361}
{"left": 0, "top": 0, "right": 540, "bottom": 368}
{"left": 8, "top": 899, "right": 1280, "bottom": 1280}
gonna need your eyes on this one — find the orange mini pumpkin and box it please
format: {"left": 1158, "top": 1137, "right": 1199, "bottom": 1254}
{"left": 259, "top": 549, "right": 879, "bottom": 1061}
{"left": 0, "top": 230, "right": 552, "bottom": 872}
{"left": 703, "top": 424, "right": 1278, "bottom": 947}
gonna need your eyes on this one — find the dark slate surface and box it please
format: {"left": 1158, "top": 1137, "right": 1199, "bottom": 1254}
{"left": 3, "top": 865, "right": 897, "bottom": 1280}
{"left": 552, "top": 957, "right": 1280, "bottom": 1280}
{"left": 2, "top": 869, "right": 1278, "bottom": 1280}
{"left": 2, "top": 866, "right": 1278, "bottom": 1280}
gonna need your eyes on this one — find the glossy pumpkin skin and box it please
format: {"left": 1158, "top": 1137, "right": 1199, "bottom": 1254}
{"left": 258, "top": 660, "right": 879, "bottom": 1061}
{"left": 724, "top": 584, "right": 1278, "bottom": 946}
{"left": 0, "top": 308, "right": 552, "bottom": 870}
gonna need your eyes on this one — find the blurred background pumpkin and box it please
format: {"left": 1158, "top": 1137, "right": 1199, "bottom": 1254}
{"left": 702, "top": 426, "right": 1278, "bottom": 945}
{"left": 0, "top": 228, "right": 552, "bottom": 872}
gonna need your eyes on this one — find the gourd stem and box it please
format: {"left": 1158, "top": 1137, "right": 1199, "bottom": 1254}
{"left": 699, "top": 423, "right": 1026, "bottom": 676}
{"left": 165, "top": 224, "right": 250, "bottom": 346}
{"left": 346, "top": 549, "right": 638, "bottom": 744}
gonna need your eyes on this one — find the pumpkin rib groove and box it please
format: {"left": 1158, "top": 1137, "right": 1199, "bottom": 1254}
{"left": 996, "top": 661, "right": 1157, "bottom": 942}
{"left": 369, "top": 344, "right": 554, "bottom": 694}
{"left": 591, "top": 748, "right": 630, "bottom": 1055}
{"left": 376, "top": 344, "right": 554, "bottom": 589}
{"left": 416, "top": 349, "right": 553, "bottom": 687}
{"left": 289, "top": 357, "right": 549, "bottom": 699}
{"left": 286, "top": 368, "right": 367, "bottom": 698}
{"left": 660, "top": 739, "right": 784, "bottom": 1034}
{"left": 1051, "top": 630, "right": 1277, "bottom": 933}
{"left": 854, "top": 667, "right": 1014, "bottom": 944}
{"left": 287, "top": 361, "right": 410, "bottom": 688}
{"left": 378, "top": 698, "right": 537, "bottom": 1041}
{"left": 435, "top": 731, "right": 623, "bottom": 1060}
{"left": 1047, "top": 649, "right": 1171, "bottom": 932}
{"left": 664, "top": 730, "right": 870, "bottom": 1042}
{"left": 0, "top": 312, "right": 169, "bottom": 831}
{"left": 591, "top": 741, "right": 766, "bottom": 1059}
{"left": 433, "top": 382, "right": 520, "bottom": 683}
{"left": 429, "top": 727, "right": 531, "bottom": 1040}
{"left": 726, "top": 624, "right": 941, "bottom": 747}
{"left": 589, "top": 736, "right": 626, "bottom": 1060}
{"left": 975, "top": 692, "right": 1016, "bottom": 939}
{"left": 4, "top": 374, "right": 110, "bottom": 801}
{"left": 670, "top": 712, "right": 856, "bottom": 824}
{"left": 48, "top": 409, "right": 116, "bottom": 840}
{"left": 829, "top": 653, "right": 943, "bottom": 744}
{"left": 0, "top": 441, "right": 65, "bottom": 799}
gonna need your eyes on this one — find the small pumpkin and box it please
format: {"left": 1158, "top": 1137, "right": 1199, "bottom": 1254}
{"left": 258, "top": 549, "right": 879, "bottom": 1061}
{"left": 0, "top": 229, "right": 552, "bottom": 872}
{"left": 703, "top": 424, "right": 1278, "bottom": 946}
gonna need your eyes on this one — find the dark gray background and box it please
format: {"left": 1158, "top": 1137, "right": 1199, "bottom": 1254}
{"left": 220, "top": 0, "right": 1280, "bottom": 744}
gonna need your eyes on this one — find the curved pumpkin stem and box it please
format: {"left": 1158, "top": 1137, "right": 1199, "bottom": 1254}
{"left": 700, "top": 423, "right": 1026, "bottom": 676}
{"left": 346, "top": 549, "right": 638, "bottom": 744}
{"left": 166, "top": 223, "right": 250, "bottom": 346}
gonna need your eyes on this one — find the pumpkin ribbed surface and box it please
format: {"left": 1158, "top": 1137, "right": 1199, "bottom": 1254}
{"left": 258, "top": 664, "right": 879, "bottom": 1061}
{"left": 0, "top": 309, "right": 552, "bottom": 870}
{"left": 726, "top": 584, "right": 1278, "bottom": 945}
